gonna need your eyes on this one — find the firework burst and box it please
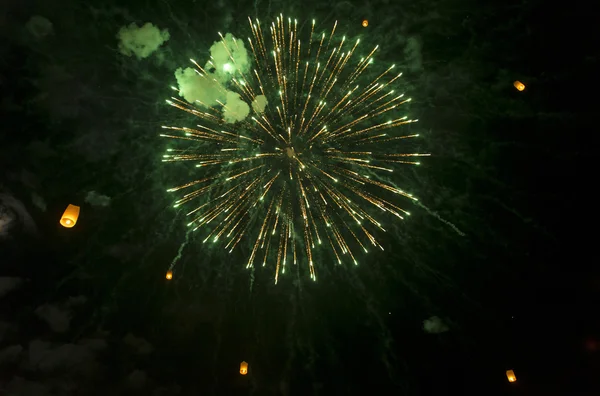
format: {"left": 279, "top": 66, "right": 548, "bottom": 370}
{"left": 162, "top": 15, "right": 429, "bottom": 283}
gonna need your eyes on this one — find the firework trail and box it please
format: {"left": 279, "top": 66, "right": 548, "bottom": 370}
{"left": 162, "top": 15, "right": 428, "bottom": 283}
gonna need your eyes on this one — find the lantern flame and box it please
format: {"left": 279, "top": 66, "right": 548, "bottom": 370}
{"left": 166, "top": 270, "right": 173, "bottom": 280}
{"left": 506, "top": 369, "right": 517, "bottom": 383}
{"left": 60, "top": 204, "right": 80, "bottom": 228}
{"left": 361, "top": 19, "right": 368, "bottom": 27}
{"left": 240, "top": 361, "right": 248, "bottom": 375}
{"left": 513, "top": 81, "right": 525, "bottom": 91}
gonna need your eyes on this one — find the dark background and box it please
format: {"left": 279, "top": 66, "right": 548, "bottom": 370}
{"left": 0, "top": 0, "right": 598, "bottom": 394}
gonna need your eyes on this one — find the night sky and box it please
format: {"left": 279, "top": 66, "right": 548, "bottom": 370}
{"left": 0, "top": 0, "right": 598, "bottom": 395}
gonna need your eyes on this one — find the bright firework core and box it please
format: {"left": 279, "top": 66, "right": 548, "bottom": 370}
{"left": 162, "top": 14, "right": 429, "bottom": 283}
{"left": 285, "top": 146, "right": 297, "bottom": 159}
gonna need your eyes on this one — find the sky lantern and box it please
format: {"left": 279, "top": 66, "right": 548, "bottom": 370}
{"left": 585, "top": 336, "right": 598, "bottom": 352}
{"left": 361, "top": 19, "right": 369, "bottom": 27}
{"left": 240, "top": 361, "right": 248, "bottom": 375}
{"left": 165, "top": 270, "right": 173, "bottom": 280}
{"left": 59, "top": 204, "right": 80, "bottom": 228}
{"left": 506, "top": 369, "right": 517, "bottom": 383}
{"left": 513, "top": 80, "right": 525, "bottom": 91}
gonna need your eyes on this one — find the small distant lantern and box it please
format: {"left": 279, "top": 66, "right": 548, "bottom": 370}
{"left": 506, "top": 369, "right": 517, "bottom": 383}
{"left": 585, "top": 337, "right": 598, "bottom": 352}
{"left": 60, "top": 204, "right": 80, "bottom": 228}
{"left": 240, "top": 361, "right": 248, "bottom": 375}
{"left": 166, "top": 270, "right": 173, "bottom": 280}
{"left": 513, "top": 80, "right": 525, "bottom": 91}
{"left": 361, "top": 19, "right": 369, "bottom": 28}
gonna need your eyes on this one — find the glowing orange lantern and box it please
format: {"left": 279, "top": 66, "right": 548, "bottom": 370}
{"left": 506, "top": 369, "right": 517, "bottom": 383}
{"left": 60, "top": 204, "right": 80, "bottom": 228}
{"left": 165, "top": 270, "right": 173, "bottom": 280}
{"left": 240, "top": 361, "right": 248, "bottom": 375}
{"left": 513, "top": 81, "right": 525, "bottom": 91}
{"left": 361, "top": 19, "right": 369, "bottom": 28}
